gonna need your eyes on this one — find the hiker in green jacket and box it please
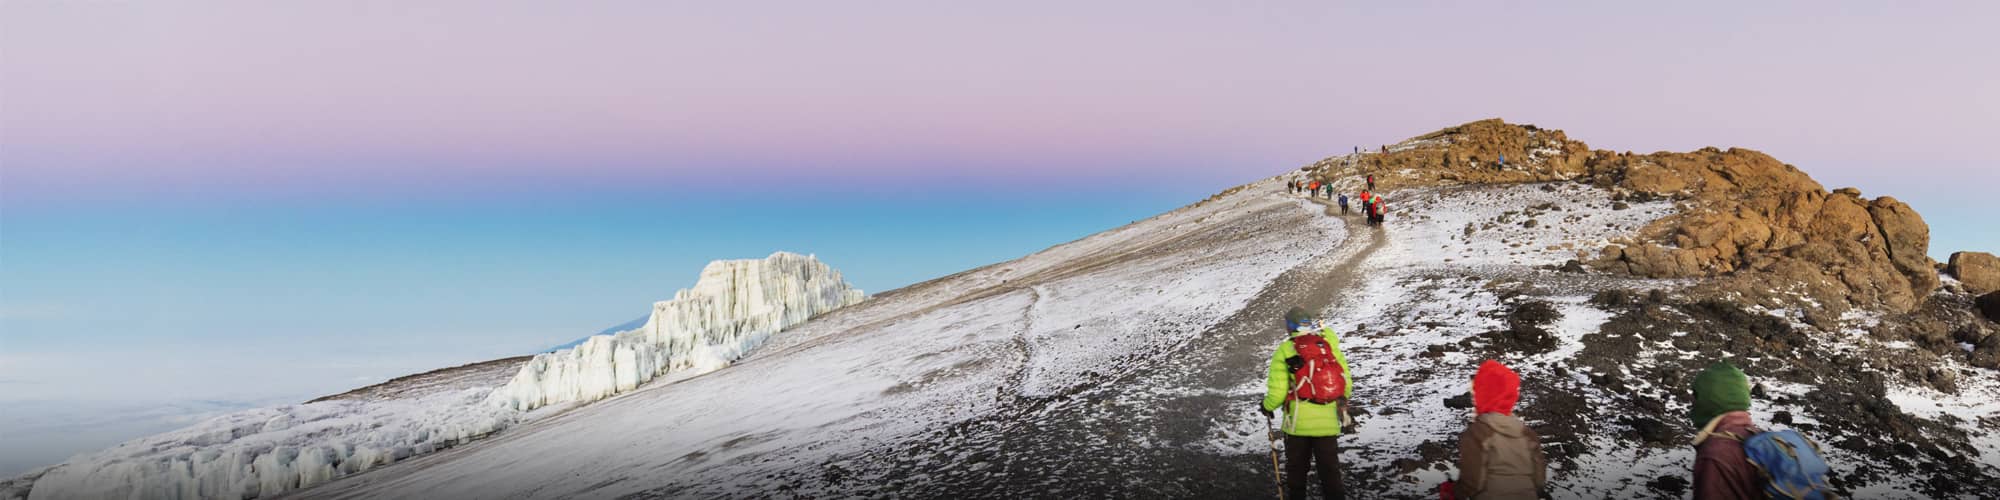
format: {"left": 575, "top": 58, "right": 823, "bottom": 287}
{"left": 1260, "top": 307, "right": 1353, "bottom": 499}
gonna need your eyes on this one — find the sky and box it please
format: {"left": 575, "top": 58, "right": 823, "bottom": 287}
{"left": 2, "top": 0, "right": 1996, "bottom": 476}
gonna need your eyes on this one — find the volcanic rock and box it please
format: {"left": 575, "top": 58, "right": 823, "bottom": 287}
{"left": 1948, "top": 252, "right": 2000, "bottom": 294}
{"left": 1309, "top": 119, "right": 1941, "bottom": 316}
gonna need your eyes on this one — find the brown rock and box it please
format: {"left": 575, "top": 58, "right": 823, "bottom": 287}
{"left": 1948, "top": 252, "right": 2000, "bottom": 295}
{"left": 1624, "top": 163, "right": 1690, "bottom": 196}
{"left": 1869, "top": 197, "right": 1938, "bottom": 293}
{"left": 1979, "top": 292, "right": 2000, "bottom": 324}
{"left": 1308, "top": 119, "right": 1941, "bottom": 314}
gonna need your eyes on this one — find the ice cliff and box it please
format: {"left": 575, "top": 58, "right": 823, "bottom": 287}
{"left": 487, "top": 251, "right": 866, "bottom": 412}
{"left": 19, "top": 252, "right": 862, "bottom": 500}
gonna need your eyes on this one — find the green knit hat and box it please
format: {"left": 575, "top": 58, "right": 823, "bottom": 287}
{"left": 1690, "top": 361, "right": 1752, "bottom": 427}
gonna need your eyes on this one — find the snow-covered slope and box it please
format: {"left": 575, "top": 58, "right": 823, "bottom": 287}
{"left": 296, "top": 173, "right": 1998, "bottom": 499}
{"left": 296, "top": 177, "right": 1348, "bottom": 499}
{"left": 17, "top": 253, "right": 861, "bottom": 500}
{"left": 20, "top": 147, "right": 1995, "bottom": 499}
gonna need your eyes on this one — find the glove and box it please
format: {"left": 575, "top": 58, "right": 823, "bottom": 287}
{"left": 1258, "top": 405, "right": 1274, "bottom": 418}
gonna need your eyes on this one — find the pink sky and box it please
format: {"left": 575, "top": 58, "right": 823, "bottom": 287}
{"left": 5, "top": 1, "right": 1995, "bottom": 216}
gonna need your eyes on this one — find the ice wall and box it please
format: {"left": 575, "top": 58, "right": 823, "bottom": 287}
{"left": 22, "top": 252, "right": 861, "bottom": 500}
{"left": 487, "top": 251, "right": 866, "bottom": 412}
{"left": 25, "top": 389, "right": 513, "bottom": 500}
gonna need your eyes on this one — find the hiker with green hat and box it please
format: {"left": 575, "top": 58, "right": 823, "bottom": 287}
{"left": 1260, "top": 306, "right": 1353, "bottom": 499}
{"left": 1688, "top": 361, "right": 1839, "bottom": 499}
{"left": 1689, "top": 361, "right": 1763, "bottom": 499}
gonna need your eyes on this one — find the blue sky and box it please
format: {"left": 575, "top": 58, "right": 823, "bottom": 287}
{"left": 0, "top": 185, "right": 1206, "bottom": 400}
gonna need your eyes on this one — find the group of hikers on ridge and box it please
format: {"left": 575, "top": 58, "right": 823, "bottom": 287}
{"left": 1258, "top": 307, "right": 1837, "bottom": 499}
{"left": 1288, "top": 175, "right": 1386, "bottom": 226}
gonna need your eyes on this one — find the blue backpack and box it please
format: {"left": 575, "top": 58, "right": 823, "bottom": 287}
{"left": 1721, "top": 429, "right": 1834, "bottom": 499}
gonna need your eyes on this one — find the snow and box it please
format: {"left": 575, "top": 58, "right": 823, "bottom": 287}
{"left": 23, "top": 389, "right": 513, "bottom": 500}
{"left": 1884, "top": 365, "right": 2000, "bottom": 472}
{"left": 22, "top": 253, "right": 863, "bottom": 500}
{"left": 487, "top": 252, "right": 864, "bottom": 412}
{"left": 1535, "top": 296, "right": 1615, "bottom": 363}
{"left": 288, "top": 176, "right": 1349, "bottom": 499}
{"left": 1197, "top": 182, "right": 1680, "bottom": 497}
{"left": 30, "top": 171, "right": 1988, "bottom": 499}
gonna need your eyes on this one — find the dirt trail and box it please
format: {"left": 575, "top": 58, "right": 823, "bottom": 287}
{"left": 849, "top": 192, "right": 1388, "bottom": 497}
{"left": 295, "top": 190, "right": 1386, "bottom": 500}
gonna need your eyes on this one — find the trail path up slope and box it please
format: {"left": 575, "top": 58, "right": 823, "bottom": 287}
{"left": 295, "top": 180, "right": 1371, "bottom": 499}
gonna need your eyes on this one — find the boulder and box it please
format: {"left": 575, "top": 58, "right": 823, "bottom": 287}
{"left": 1868, "top": 197, "right": 1938, "bottom": 297}
{"left": 1979, "top": 291, "right": 2000, "bottom": 324}
{"left": 1948, "top": 252, "right": 2000, "bottom": 294}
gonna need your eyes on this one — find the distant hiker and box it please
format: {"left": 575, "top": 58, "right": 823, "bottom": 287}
{"left": 1337, "top": 194, "right": 1349, "bottom": 215}
{"left": 1324, "top": 183, "right": 1334, "bottom": 200}
{"left": 1371, "top": 200, "right": 1385, "bottom": 225}
{"left": 1261, "top": 307, "right": 1353, "bottom": 499}
{"left": 1288, "top": 180, "right": 1296, "bottom": 193}
{"left": 1366, "top": 175, "right": 1375, "bottom": 190}
{"left": 1496, "top": 153, "right": 1506, "bottom": 171}
{"left": 1443, "top": 360, "right": 1546, "bottom": 500}
{"left": 1689, "top": 362, "right": 1835, "bottom": 500}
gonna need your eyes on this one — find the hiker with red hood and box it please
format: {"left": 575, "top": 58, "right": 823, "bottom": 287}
{"left": 1443, "top": 360, "right": 1546, "bottom": 500}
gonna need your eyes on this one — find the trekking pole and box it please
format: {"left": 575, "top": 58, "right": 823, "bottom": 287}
{"left": 1264, "top": 415, "right": 1286, "bottom": 500}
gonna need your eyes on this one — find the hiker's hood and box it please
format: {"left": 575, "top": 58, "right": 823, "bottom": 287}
{"left": 1473, "top": 360, "right": 1520, "bottom": 416}
{"left": 1691, "top": 361, "right": 1752, "bottom": 427}
{"left": 1474, "top": 412, "right": 1529, "bottom": 437}
{"left": 1691, "top": 411, "right": 1755, "bottom": 446}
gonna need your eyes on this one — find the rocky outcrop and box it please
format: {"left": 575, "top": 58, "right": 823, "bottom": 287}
{"left": 1947, "top": 251, "right": 2000, "bottom": 294}
{"left": 1307, "top": 119, "right": 1942, "bottom": 317}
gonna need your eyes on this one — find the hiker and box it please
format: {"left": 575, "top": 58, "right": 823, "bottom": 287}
{"left": 1365, "top": 175, "right": 1375, "bottom": 190}
{"left": 1689, "top": 361, "right": 1835, "bottom": 500}
{"left": 1337, "top": 194, "right": 1349, "bottom": 215}
{"left": 1496, "top": 153, "right": 1506, "bottom": 171}
{"left": 1260, "top": 307, "right": 1353, "bottom": 499}
{"left": 1443, "top": 360, "right": 1546, "bottom": 500}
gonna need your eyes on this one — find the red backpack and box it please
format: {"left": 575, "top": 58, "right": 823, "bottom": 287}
{"left": 1287, "top": 334, "right": 1347, "bottom": 404}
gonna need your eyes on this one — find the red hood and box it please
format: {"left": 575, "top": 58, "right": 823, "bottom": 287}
{"left": 1473, "top": 360, "right": 1520, "bottom": 415}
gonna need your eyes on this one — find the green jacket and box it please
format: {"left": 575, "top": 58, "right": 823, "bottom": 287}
{"left": 1262, "top": 326, "right": 1354, "bottom": 437}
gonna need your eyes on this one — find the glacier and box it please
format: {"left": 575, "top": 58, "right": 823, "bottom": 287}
{"left": 17, "top": 252, "right": 862, "bottom": 500}
{"left": 486, "top": 251, "right": 867, "bottom": 412}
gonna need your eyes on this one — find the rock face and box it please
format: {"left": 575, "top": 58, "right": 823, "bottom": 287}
{"left": 1948, "top": 251, "right": 2000, "bottom": 294}
{"left": 1309, "top": 119, "right": 1941, "bottom": 317}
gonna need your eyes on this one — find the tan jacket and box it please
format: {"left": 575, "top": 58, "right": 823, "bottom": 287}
{"left": 1457, "top": 413, "right": 1546, "bottom": 499}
